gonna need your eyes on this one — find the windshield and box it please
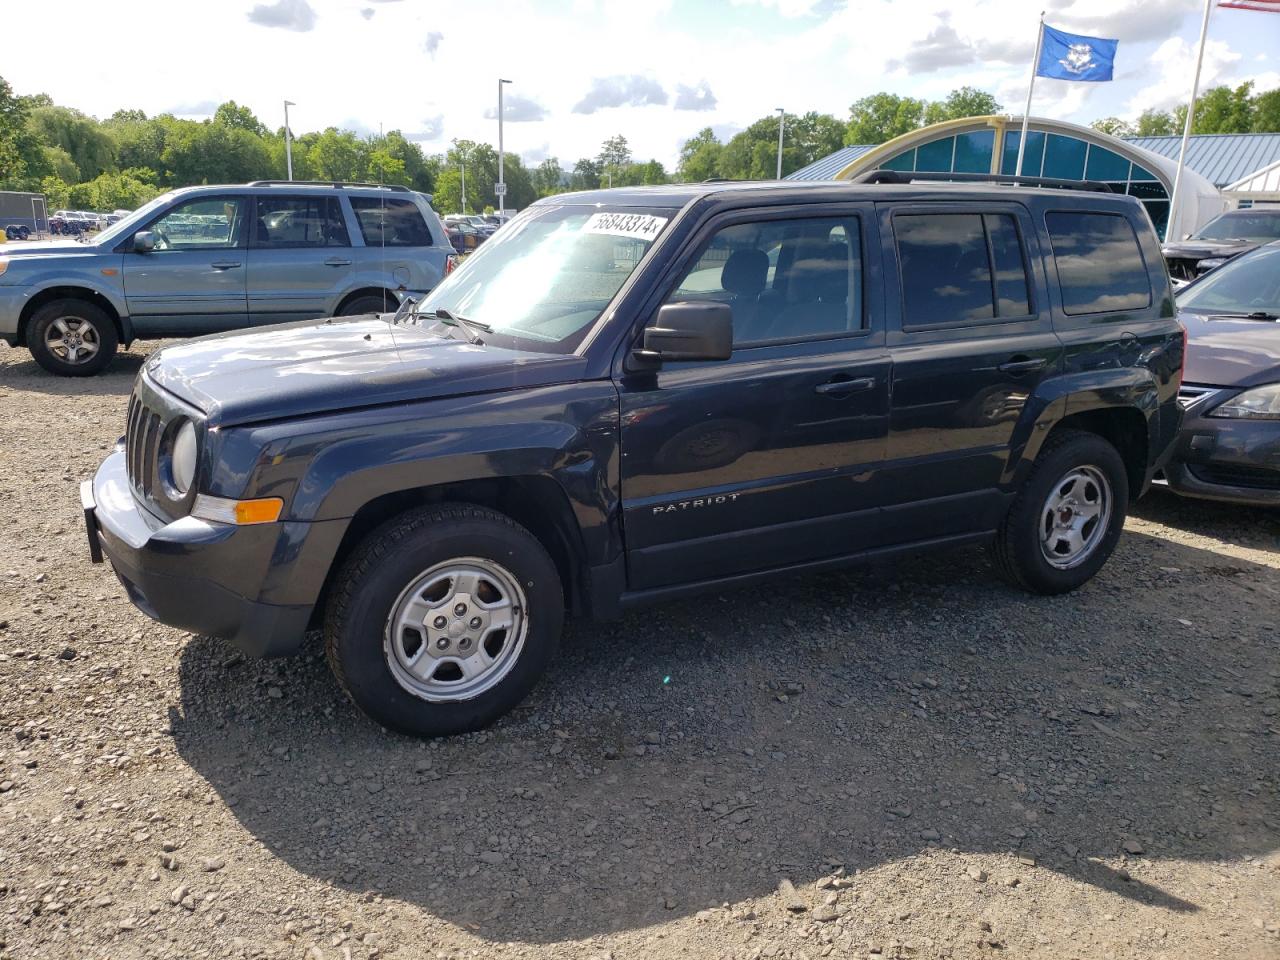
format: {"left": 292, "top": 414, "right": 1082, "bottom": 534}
{"left": 417, "top": 203, "right": 676, "bottom": 353}
{"left": 93, "top": 192, "right": 177, "bottom": 246}
{"left": 1193, "top": 212, "right": 1280, "bottom": 242}
{"left": 1177, "top": 244, "right": 1280, "bottom": 314}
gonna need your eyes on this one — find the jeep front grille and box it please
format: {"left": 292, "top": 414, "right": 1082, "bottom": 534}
{"left": 125, "top": 390, "right": 162, "bottom": 500}
{"left": 123, "top": 374, "right": 202, "bottom": 519}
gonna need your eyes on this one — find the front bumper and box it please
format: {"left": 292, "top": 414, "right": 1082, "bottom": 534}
{"left": 1161, "top": 402, "right": 1280, "bottom": 506}
{"left": 0, "top": 285, "right": 30, "bottom": 345}
{"left": 84, "top": 449, "right": 347, "bottom": 655}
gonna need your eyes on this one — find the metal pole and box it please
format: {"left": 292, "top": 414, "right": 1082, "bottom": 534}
{"left": 1015, "top": 13, "right": 1045, "bottom": 177}
{"left": 461, "top": 155, "right": 466, "bottom": 214}
{"left": 776, "top": 108, "right": 785, "bottom": 179}
{"left": 1168, "top": 0, "right": 1214, "bottom": 241}
{"left": 284, "top": 100, "right": 295, "bottom": 181}
{"left": 498, "top": 79, "right": 511, "bottom": 217}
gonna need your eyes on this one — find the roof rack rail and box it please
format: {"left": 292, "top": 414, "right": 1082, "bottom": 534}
{"left": 247, "top": 180, "right": 414, "bottom": 192}
{"left": 852, "top": 169, "right": 1115, "bottom": 193}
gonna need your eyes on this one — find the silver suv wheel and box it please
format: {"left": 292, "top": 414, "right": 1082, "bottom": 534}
{"left": 44, "top": 316, "right": 101, "bottom": 365}
{"left": 383, "top": 556, "right": 528, "bottom": 702}
{"left": 1039, "top": 465, "right": 1112, "bottom": 569}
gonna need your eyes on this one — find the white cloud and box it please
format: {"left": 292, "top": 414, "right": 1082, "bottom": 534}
{"left": 247, "top": 0, "right": 317, "bottom": 31}
{"left": 1127, "top": 37, "right": 1242, "bottom": 116}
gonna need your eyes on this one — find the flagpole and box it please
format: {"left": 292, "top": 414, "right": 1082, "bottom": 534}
{"left": 1015, "top": 11, "right": 1046, "bottom": 177}
{"left": 1167, "top": 0, "right": 1214, "bottom": 241}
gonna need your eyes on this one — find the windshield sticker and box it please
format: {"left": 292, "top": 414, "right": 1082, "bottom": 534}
{"left": 582, "top": 212, "right": 668, "bottom": 241}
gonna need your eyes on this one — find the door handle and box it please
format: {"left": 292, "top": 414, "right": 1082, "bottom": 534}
{"left": 210, "top": 261, "right": 241, "bottom": 270}
{"left": 997, "top": 357, "right": 1047, "bottom": 374}
{"left": 324, "top": 258, "right": 353, "bottom": 267}
{"left": 815, "top": 376, "right": 876, "bottom": 396}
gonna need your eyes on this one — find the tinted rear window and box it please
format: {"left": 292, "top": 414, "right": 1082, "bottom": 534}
{"left": 1045, "top": 211, "right": 1150, "bottom": 315}
{"left": 349, "top": 197, "right": 433, "bottom": 247}
{"left": 894, "top": 212, "right": 1032, "bottom": 327}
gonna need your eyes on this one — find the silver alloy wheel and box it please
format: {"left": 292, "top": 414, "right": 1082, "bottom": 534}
{"left": 383, "top": 556, "right": 528, "bottom": 702}
{"left": 1039, "top": 464, "right": 1112, "bottom": 570}
{"left": 44, "top": 316, "right": 100, "bottom": 365}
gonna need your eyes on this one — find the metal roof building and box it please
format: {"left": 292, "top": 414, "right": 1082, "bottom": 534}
{"left": 785, "top": 115, "right": 1228, "bottom": 239}
{"left": 1122, "top": 133, "right": 1280, "bottom": 188}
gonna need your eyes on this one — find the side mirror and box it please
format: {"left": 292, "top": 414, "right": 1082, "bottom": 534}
{"left": 639, "top": 302, "right": 733, "bottom": 362}
{"left": 133, "top": 231, "right": 156, "bottom": 253}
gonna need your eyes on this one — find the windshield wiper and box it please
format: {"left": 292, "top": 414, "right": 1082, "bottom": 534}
{"left": 1207, "top": 311, "right": 1279, "bottom": 321}
{"left": 422, "top": 307, "right": 491, "bottom": 344}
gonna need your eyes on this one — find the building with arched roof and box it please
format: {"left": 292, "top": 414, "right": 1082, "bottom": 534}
{"left": 787, "top": 115, "right": 1227, "bottom": 241}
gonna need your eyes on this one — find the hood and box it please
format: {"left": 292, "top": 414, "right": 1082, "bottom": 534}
{"left": 0, "top": 239, "right": 100, "bottom": 257}
{"left": 1180, "top": 309, "right": 1280, "bottom": 388}
{"left": 1161, "top": 238, "right": 1257, "bottom": 261}
{"left": 145, "top": 316, "right": 590, "bottom": 428}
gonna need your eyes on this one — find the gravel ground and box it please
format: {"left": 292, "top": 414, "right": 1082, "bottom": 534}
{"left": 1, "top": 340, "right": 1278, "bottom": 960}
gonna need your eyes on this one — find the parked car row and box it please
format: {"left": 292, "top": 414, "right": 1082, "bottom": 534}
{"left": 1162, "top": 206, "right": 1280, "bottom": 284}
{"left": 441, "top": 214, "right": 510, "bottom": 253}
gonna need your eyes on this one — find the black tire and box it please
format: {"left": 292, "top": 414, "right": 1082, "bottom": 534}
{"left": 27, "top": 298, "right": 119, "bottom": 377}
{"left": 337, "top": 293, "right": 395, "bottom": 317}
{"left": 324, "top": 503, "right": 564, "bottom": 737}
{"left": 989, "top": 429, "right": 1129, "bottom": 595}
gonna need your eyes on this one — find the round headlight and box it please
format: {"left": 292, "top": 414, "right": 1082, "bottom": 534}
{"left": 169, "top": 419, "right": 198, "bottom": 496}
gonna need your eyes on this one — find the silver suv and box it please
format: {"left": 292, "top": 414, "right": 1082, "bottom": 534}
{"left": 0, "top": 181, "right": 454, "bottom": 375}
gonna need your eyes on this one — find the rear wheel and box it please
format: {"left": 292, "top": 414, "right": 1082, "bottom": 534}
{"left": 324, "top": 504, "right": 563, "bottom": 737}
{"left": 27, "top": 299, "right": 118, "bottom": 376}
{"left": 337, "top": 292, "right": 395, "bottom": 317}
{"left": 990, "top": 429, "right": 1129, "bottom": 594}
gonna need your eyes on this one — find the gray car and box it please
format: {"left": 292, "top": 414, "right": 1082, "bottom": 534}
{"left": 0, "top": 181, "right": 454, "bottom": 375}
{"left": 1163, "top": 241, "right": 1280, "bottom": 505}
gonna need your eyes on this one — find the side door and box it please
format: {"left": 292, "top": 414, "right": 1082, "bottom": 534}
{"left": 348, "top": 195, "right": 446, "bottom": 300}
{"left": 121, "top": 194, "right": 248, "bottom": 335}
{"left": 246, "top": 194, "right": 355, "bottom": 324}
{"left": 617, "top": 204, "right": 891, "bottom": 591}
{"left": 876, "top": 203, "right": 1062, "bottom": 539}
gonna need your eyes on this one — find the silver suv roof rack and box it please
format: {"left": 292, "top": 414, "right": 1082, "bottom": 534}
{"left": 854, "top": 169, "right": 1115, "bottom": 193}
{"left": 247, "top": 180, "right": 414, "bottom": 193}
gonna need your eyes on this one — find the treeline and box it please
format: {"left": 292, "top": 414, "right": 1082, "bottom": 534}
{"left": 1092, "top": 81, "right": 1280, "bottom": 138}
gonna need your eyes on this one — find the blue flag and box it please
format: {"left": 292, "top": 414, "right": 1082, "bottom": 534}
{"left": 1036, "top": 24, "right": 1117, "bottom": 82}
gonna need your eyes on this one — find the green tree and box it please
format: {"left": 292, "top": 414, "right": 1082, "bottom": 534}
{"left": 925, "top": 86, "right": 1002, "bottom": 125}
{"left": 1254, "top": 88, "right": 1280, "bottom": 132}
{"left": 1091, "top": 117, "right": 1136, "bottom": 138}
{"left": 1135, "top": 108, "right": 1178, "bottom": 136}
{"left": 27, "top": 105, "right": 116, "bottom": 179}
{"left": 677, "top": 128, "right": 723, "bottom": 182}
{"left": 569, "top": 158, "right": 601, "bottom": 191}
{"left": 108, "top": 108, "right": 147, "bottom": 124}
{"left": 213, "top": 100, "right": 267, "bottom": 137}
{"left": 40, "top": 175, "right": 70, "bottom": 208}
{"left": 1193, "top": 82, "right": 1255, "bottom": 134}
{"left": 532, "top": 157, "right": 565, "bottom": 197}
{"left": 161, "top": 122, "right": 272, "bottom": 184}
{"left": 0, "top": 77, "right": 55, "bottom": 189}
{"left": 77, "top": 170, "right": 163, "bottom": 210}
{"left": 105, "top": 116, "right": 169, "bottom": 180}
{"left": 597, "top": 135, "right": 632, "bottom": 187}
{"left": 846, "top": 93, "right": 928, "bottom": 145}
{"left": 433, "top": 168, "right": 463, "bottom": 214}
{"left": 366, "top": 148, "right": 408, "bottom": 185}
{"left": 309, "top": 128, "right": 368, "bottom": 182}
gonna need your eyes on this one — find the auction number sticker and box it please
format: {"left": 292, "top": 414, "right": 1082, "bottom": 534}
{"left": 582, "top": 212, "right": 668, "bottom": 241}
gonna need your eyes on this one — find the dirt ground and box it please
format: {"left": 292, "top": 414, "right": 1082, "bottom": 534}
{"left": 0, "top": 340, "right": 1277, "bottom": 960}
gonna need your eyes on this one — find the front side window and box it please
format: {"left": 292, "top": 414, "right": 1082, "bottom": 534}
{"left": 148, "top": 197, "right": 244, "bottom": 250}
{"left": 350, "top": 197, "right": 432, "bottom": 247}
{"left": 894, "top": 212, "right": 1032, "bottom": 327}
{"left": 417, "top": 204, "right": 676, "bottom": 353}
{"left": 1046, "top": 211, "right": 1151, "bottom": 315}
{"left": 253, "top": 196, "right": 349, "bottom": 247}
{"left": 667, "top": 216, "right": 864, "bottom": 346}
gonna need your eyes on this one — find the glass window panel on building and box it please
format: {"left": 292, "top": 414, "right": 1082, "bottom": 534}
{"left": 884, "top": 149, "right": 915, "bottom": 172}
{"left": 1000, "top": 130, "right": 1045, "bottom": 175}
{"left": 1128, "top": 163, "right": 1159, "bottom": 182}
{"left": 1042, "top": 134, "right": 1087, "bottom": 180}
{"left": 953, "top": 131, "right": 995, "bottom": 173}
{"left": 1085, "top": 146, "right": 1131, "bottom": 182}
{"left": 915, "top": 137, "right": 955, "bottom": 172}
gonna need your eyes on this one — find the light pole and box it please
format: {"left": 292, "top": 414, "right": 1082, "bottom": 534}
{"left": 775, "top": 108, "right": 785, "bottom": 180}
{"left": 284, "top": 100, "right": 295, "bottom": 181}
{"left": 453, "top": 139, "right": 468, "bottom": 214}
{"left": 497, "top": 78, "right": 512, "bottom": 217}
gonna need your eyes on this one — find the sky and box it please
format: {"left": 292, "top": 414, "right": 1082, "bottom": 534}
{"left": 8, "top": 0, "right": 1280, "bottom": 170}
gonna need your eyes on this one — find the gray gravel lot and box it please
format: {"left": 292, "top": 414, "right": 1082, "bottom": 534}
{"left": 0, "top": 340, "right": 1277, "bottom": 960}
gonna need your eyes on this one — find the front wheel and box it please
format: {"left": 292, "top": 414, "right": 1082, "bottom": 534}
{"left": 990, "top": 429, "right": 1129, "bottom": 595}
{"left": 324, "top": 504, "right": 563, "bottom": 737}
{"left": 337, "top": 293, "right": 395, "bottom": 317}
{"left": 27, "top": 299, "right": 118, "bottom": 376}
